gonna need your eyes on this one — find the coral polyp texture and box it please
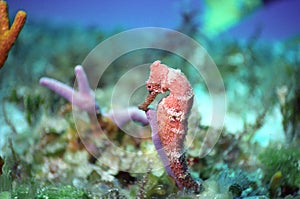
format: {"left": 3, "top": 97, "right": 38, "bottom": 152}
{"left": 139, "top": 60, "right": 202, "bottom": 193}
{"left": 0, "top": 0, "right": 26, "bottom": 68}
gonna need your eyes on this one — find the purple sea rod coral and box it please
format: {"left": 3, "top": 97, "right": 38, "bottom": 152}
{"left": 40, "top": 65, "right": 148, "bottom": 127}
{"left": 40, "top": 65, "right": 98, "bottom": 114}
{"left": 139, "top": 60, "right": 202, "bottom": 193}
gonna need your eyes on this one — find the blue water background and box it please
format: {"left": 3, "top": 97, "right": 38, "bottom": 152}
{"left": 7, "top": 0, "right": 300, "bottom": 40}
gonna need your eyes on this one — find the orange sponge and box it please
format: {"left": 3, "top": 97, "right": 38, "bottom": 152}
{"left": 0, "top": 0, "right": 26, "bottom": 68}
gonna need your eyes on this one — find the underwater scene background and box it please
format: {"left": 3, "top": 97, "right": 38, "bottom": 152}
{"left": 0, "top": 0, "right": 300, "bottom": 198}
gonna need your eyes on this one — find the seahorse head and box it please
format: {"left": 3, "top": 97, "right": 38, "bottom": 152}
{"left": 146, "top": 60, "right": 169, "bottom": 95}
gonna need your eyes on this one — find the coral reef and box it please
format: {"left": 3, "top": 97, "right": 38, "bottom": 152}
{"left": 1, "top": 4, "right": 300, "bottom": 197}
{"left": 0, "top": 0, "right": 26, "bottom": 68}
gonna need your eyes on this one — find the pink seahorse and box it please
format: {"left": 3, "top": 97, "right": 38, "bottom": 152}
{"left": 139, "top": 60, "right": 202, "bottom": 193}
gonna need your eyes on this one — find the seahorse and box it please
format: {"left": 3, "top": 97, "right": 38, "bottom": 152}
{"left": 139, "top": 60, "right": 202, "bottom": 193}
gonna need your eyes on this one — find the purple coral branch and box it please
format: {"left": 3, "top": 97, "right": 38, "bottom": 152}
{"left": 74, "top": 65, "right": 91, "bottom": 95}
{"left": 106, "top": 107, "right": 149, "bottom": 127}
{"left": 39, "top": 77, "right": 74, "bottom": 103}
{"left": 40, "top": 65, "right": 98, "bottom": 114}
{"left": 40, "top": 65, "right": 148, "bottom": 127}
